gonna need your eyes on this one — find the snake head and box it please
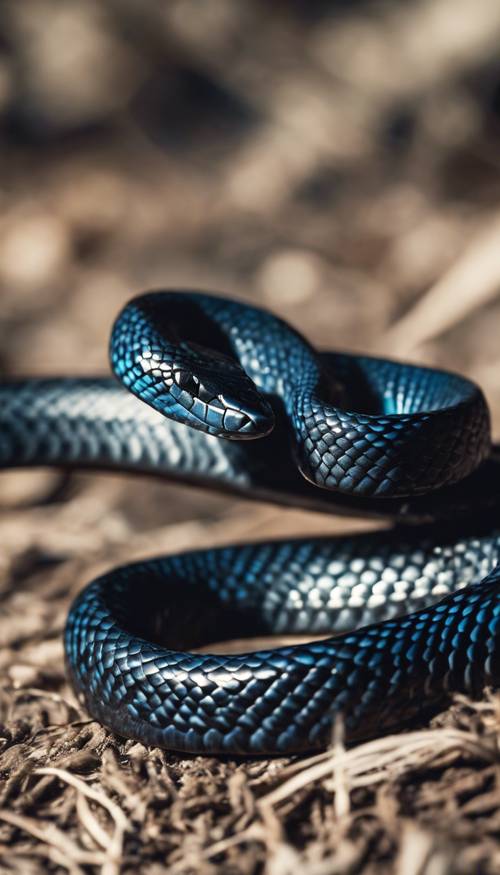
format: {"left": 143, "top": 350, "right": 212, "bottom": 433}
{"left": 110, "top": 294, "right": 275, "bottom": 440}
{"left": 164, "top": 342, "right": 275, "bottom": 439}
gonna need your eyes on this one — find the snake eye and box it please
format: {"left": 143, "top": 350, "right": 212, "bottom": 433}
{"left": 174, "top": 370, "right": 200, "bottom": 396}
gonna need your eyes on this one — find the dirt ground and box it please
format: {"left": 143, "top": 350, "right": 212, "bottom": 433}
{"left": 2, "top": 1, "right": 500, "bottom": 873}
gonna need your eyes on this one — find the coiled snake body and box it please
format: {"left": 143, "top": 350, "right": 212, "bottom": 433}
{"left": 3, "top": 291, "right": 500, "bottom": 755}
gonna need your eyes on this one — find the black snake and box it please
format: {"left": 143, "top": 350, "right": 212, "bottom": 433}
{"left": 2, "top": 290, "right": 500, "bottom": 755}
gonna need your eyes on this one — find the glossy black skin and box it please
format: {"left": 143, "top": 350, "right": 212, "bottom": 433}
{"left": 1, "top": 290, "right": 499, "bottom": 755}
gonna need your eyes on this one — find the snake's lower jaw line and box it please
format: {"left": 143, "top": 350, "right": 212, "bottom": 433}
{"left": 208, "top": 385, "right": 275, "bottom": 440}
{"left": 222, "top": 402, "right": 275, "bottom": 440}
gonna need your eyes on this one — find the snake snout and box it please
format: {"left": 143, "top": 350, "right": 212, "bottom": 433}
{"left": 160, "top": 358, "right": 275, "bottom": 438}
{"left": 184, "top": 367, "right": 274, "bottom": 439}
{"left": 215, "top": 385, "right": 275, "bottom": 439}
{"left": 143, "top": 359, "right": 275, "bottom": 439}
{"left": 179, "top": 343, "right": 275, "bottom": 439}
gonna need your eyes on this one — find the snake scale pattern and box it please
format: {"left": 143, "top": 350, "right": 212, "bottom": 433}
{"left": 2, "top": 290, "right": 500, "bottom": 755}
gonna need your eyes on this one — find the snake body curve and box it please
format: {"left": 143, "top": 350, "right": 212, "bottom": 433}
{"left": 2, "top": 290, "right": 500, "bottom": 755}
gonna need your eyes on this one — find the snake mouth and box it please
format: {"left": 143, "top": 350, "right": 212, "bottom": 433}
{"left": 164, "top": 375, "right": 275, "bottom": 439}
{"left": 216, "top": 395, "right": 275, "bottom": 439}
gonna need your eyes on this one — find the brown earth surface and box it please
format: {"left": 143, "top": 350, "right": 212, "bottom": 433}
{"left": 2, "top": 2, "right": 500, "bottom": 873}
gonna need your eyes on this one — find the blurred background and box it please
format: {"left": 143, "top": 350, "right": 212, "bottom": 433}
{"left": 2, "top": 4, "right": 500, "bottom": 871}
{"left": 1, "top": 0, "right": 500, "bottom": 391}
